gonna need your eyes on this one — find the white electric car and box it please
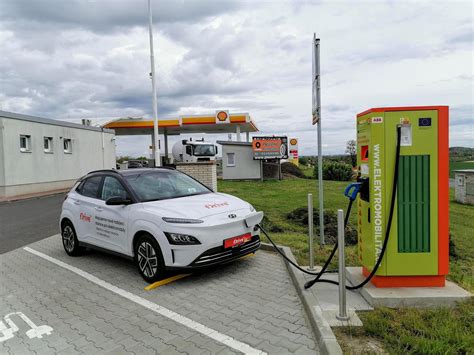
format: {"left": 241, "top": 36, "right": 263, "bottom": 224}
{"left": 60, "top": 168, "right": 263, "bottom": 282}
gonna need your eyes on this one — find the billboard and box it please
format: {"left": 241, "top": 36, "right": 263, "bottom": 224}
{"left": 252, "top": 136, "right": 288, "bottom": 160}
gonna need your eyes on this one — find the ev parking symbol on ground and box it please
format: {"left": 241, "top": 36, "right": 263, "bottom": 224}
{"left": 0, "top": 312, "right": 53, "bottom": 343}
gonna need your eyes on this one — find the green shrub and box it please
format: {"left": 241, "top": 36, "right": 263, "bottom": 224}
{"left": 314, "top": 161, "right": 353, "bottom": 181}
{"left": 281, "top": 162, "right": 306, "bottom": 178}
{"left": 286, "top": 207, "right": 357, "bottom": 245}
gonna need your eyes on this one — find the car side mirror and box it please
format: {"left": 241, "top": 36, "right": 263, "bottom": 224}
{"left": 105, "top": 196, "right": 132, "bottom": 205}
{"left": 215, "top": 146, "right": 218, "bottom": 154}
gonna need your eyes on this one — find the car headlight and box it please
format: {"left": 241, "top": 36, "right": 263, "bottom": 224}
{"left": 249, "top": 204, "right": 256, "bottom": 212}
{"left": 162, "top": 217, "right": 204, "bottom": 224}
{"left": 164, "top": 232, "right": 201, "bottom": 245}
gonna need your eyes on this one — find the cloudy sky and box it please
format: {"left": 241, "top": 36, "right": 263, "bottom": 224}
{"left": 1, "top": 0, "right": 472, "bottom": 156}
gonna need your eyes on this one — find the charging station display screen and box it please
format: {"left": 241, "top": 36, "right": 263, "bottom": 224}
{"left": 252, "top": 136, "right": 288, "bottom": 160}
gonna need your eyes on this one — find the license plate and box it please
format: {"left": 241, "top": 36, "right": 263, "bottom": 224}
{"left": 224, "top": 233, "right": 252, "bottom": 249}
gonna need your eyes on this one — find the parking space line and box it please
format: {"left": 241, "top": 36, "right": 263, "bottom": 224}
{"left": 144, "top": 274, "right": 192, "bottom": 291}
{"left": 23, "top": 247, "right": 266, "bottom": 355}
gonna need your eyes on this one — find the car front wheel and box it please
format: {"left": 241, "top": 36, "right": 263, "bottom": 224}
{"left": 61, "top": 221, "right": 84, "bottom": 256}
{"left": 134, "top": 234, "right": 165, "bottom": 283}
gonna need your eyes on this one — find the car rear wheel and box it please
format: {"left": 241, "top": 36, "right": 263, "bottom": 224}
{"left": 61, "top": 221, "right": 84, "bottom": 256}
{"left": 134, "top": 234, "right": 165, "bottom": 283}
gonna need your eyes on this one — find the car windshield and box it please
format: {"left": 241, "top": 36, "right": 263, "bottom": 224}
{"left": 124, "top": 170, "right": 211, "bottom": 202}
{"left": 193, "top": 144, "right": 216, "bottom": 156}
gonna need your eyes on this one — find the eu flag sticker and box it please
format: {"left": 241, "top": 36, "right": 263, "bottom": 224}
{"left": 419, "top": 117, "right": 432, "bottom": 126}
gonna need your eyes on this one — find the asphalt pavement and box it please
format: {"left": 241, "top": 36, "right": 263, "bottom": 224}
{"left": 0, "top": 193, "right": 64, "bottom": 254}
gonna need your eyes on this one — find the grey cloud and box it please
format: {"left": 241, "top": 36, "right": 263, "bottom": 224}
{"left": 325, "top": 104, "right": 351, "bottom": 112}
{"left": 1, "top": 0, "right": 243, "bottom": 33}
{"left": 450, "top": 105, "right": 474, "bottom": 128}
{"left": 1, "top": 0, "right": 472, "bottom": 157}
{"left": 451, "top": 117, "right": 473, "bottom": 127}
{"left": 448, "top": 28, "right": 473, "bottom": 45}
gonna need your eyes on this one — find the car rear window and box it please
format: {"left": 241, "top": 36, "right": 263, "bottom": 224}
{"left": 77, "top": 176, "right": 102, "bottom": 199}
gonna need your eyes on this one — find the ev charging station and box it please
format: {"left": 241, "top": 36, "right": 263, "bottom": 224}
{"left": 356, "top": 106, "right": 449, "bottom": 287}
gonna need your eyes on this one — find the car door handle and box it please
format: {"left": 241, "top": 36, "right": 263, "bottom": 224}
{"left": 73, "top": 200, "right": 81, "bottom": 205}
{"left": 94, "top": 207, "right": 103, "bottom": 212}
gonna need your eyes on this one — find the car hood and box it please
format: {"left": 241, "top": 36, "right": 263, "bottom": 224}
{"left": 141, "top": 192, "right": 251, "bottom": 219}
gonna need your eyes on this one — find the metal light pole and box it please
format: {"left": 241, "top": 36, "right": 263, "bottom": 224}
{"left": 148, "top": 0, "right": 161, "bottom": 167}
{"left": 312, "top": 34, "right": 324, "bottom": 245}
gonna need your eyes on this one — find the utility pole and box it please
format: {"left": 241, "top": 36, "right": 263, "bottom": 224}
{"left": 148, "top": 0, "right": 161, "bottom": 166}
{"left": 312, "top": 34, "right": 324, "bottom": 245}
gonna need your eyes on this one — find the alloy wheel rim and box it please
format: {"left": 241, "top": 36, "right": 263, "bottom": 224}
{"left": 63, "top": 226, "right": 75, "bottom": 252}
{"left": 137, "top": 242, "right": 158, "bottom": 278}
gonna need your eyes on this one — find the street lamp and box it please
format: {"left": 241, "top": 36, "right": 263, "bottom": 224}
{"left": 148, "top": 0, "right": 161, "bottom": 166}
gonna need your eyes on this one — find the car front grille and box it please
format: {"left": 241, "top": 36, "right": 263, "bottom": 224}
{"left": 191, "top": 235, "right": 260, "bottom": 267}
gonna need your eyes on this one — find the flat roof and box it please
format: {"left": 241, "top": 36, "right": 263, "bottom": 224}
{"left": 0, "top": 110, "right": 115, "bottom": 133}
{"left": 357, "top": 106, "right": 449, "bottom": 118}
{"left": 217, "top": 140, "right": 252, "bottom": 146}
{"left": 103, "top": 112, "right": 258, "bottom": 136}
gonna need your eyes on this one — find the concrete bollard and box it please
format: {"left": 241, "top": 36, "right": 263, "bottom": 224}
{"left": 336, "top": 209, "right": 350, "bottom": 321}
{"left": 308, "top": 194, "right": 315, "bottom": 271}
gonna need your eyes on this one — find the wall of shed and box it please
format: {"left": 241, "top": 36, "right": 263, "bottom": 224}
{"left": 221, "top": 144, "right": 261, "bottom": 180}
{"left": 455, "top": 172, "right": 474, "bottom": 205}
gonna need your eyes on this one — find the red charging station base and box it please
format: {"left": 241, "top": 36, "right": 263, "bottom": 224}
{"left": 362, "top": 267, "right": 446, "bottom": 288}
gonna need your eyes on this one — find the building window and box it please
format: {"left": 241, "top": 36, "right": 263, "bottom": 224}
{"left": 20, "top": 135, "right": 31, "bottom": 152}
{"left": 227, "top": 153, "right": 235, "bottom": 167}
{"left": 63, "top": 138, "right": 72, "bottom": 153}
{"left": 44, "top": 137, "right": 53, "bottom": 153}
{"left": 467, "top": 183, "right": 474, "bottom": 196}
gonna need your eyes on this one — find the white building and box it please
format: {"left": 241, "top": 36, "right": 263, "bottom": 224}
{"left": 453, "top": 169, "right": 474, "bottom": 205}
{"left": 0, "top": 111, "right": 116, "bottom": 200}
{"left": 217, "top": 141, "right": 262, "bottom": 180}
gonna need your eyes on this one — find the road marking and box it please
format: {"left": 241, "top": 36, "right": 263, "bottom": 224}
{"left": 24, "top": 247, "right": 266, "bottom": 355}
{"left": 144, "top": 274, "right": 192, "bottom": 291}
{"left": 0, "top": 312, "right": 53, "bottom": 343}
{"left": 239, "top": 253, "right": 255, "bottom": 260}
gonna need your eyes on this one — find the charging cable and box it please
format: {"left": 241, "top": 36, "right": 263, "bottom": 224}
{"left": 258, "top": 125, "right": 401, "bottom": 291}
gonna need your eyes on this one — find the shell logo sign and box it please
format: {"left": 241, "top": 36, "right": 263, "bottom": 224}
{"left": 216, "top": 110, "right": 230, "bottom": 124}
{"left": 289, "top": 138, "right": 299, "bottom": 166}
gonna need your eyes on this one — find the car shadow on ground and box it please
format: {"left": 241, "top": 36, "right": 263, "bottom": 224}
{"left": 80, "top": 246, "right": 256, "bottom": 286}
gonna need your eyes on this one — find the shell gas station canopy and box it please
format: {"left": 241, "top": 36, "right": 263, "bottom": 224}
{"left": 102, "top": 111, "right": 259, "bottom": 137}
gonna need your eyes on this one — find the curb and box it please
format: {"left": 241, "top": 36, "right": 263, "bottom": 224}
{"left": 0, "top": 189, "right": 69, "bottom": 204}
{"left": 260, "top": 243, "right": 343, "bottom": 355}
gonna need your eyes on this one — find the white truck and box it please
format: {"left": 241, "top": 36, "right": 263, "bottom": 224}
{"left": 172, "top": 138, "right": 218, "bottom": 163}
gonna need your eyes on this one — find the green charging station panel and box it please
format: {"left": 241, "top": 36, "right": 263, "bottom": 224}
{"left": 356, "top": 107, "right": 447, "bottom": 281}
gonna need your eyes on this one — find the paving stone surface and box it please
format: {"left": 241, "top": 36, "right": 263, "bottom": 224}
{"left": 0, "top": 235, "right": 318, "bottom": 354}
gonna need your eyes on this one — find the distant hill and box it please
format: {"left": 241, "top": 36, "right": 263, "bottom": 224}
{"left": 300, "top": 147, "right": 474, "bottom": 164}
{"left": 450, "top": 147, "right": 474, "bottom": 161}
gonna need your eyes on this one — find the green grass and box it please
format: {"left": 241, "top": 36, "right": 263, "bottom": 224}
{"left": 300, "top": 165, "right": 315, "bottom": 178}
{"left": 359, "top": 298, "right": 474, "bottom": 354}
{"left": 218, "top": 178, "right": 474, "bottom": 353}
{"left": 450, "top": 160, "right": 474, "bottom": 178}
{"left": 449, "top": 190, "right": 474, "bottom": 291}
{"left": 218, "top": 178, "right": 472, "bottom": 291}
{"left": 219, "top": 179, "right": 360, "bottom": 267}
